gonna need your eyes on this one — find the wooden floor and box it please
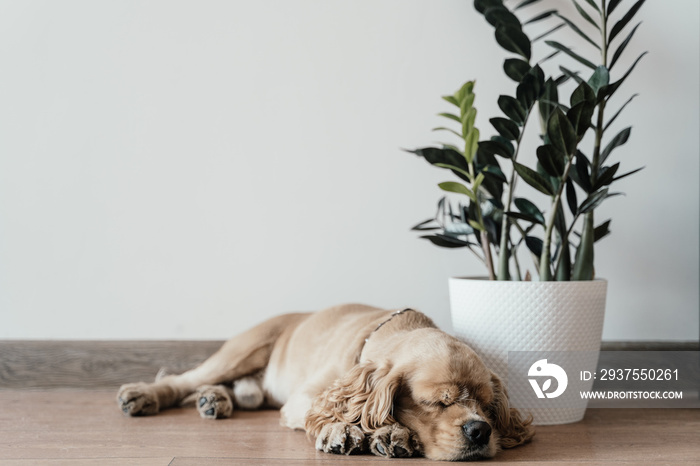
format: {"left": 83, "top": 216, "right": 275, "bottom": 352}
{"left": 0, "top": 390, "right": 698, "bottom": 465}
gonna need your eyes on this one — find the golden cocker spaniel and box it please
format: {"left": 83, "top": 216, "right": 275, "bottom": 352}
{"left": 117, "top": 304, "right": 534, "bottom": 460}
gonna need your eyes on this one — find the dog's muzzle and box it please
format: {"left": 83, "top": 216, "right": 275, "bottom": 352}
{"left": 463, "top": 420, "right": 492, "bottom": 447}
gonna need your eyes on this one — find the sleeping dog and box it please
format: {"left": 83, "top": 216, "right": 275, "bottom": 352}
{"left": 117, "top": 304, "right": 533, "bottom": 460}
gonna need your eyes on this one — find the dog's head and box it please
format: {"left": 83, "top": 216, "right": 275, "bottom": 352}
{"left": 307, "top": 328, "right": 533, "bottom": 460}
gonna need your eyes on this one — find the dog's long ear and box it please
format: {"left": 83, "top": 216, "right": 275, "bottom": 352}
{"left": 305, "top": 361, "right": 400, "bottom": 436}
{"left": 488, "top": 372, "right": 535, "bottom": 448}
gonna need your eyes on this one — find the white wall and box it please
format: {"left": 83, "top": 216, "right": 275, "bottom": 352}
{"left": 0, "top": 0, "right": 697, "bottom": 341}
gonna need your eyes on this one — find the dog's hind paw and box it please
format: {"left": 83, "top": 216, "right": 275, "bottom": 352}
{"left": 315, "top": 423, "right": 365, "bottom": 455}
{"left": 117, "top": 383, "right": 160, "bottom": 416}
{"left": 195, "top": 385, "right": 234, "bottom": 419}
{"left": 370, "top": 424, "right": 421, "bottom": 458}
{"left": 233, "top": 374, "right": 264, "bottom": 410}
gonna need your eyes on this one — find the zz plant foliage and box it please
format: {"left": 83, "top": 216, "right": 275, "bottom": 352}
{"left": 409, "top": 0, "right": 645, "bottom": 281}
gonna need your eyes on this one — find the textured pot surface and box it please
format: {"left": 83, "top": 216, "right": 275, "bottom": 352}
{"left": 449, "top": 278, "right": 607, "bottom": 425}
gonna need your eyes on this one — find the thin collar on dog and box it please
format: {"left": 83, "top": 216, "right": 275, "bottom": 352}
{"left": 364, "top": 308, "right": 414, "bottom": 345}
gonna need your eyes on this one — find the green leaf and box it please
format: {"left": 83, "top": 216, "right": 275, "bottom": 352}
{"left": 514, "top": 0, "right": 542, "bottom": 9}
{"left": 438, "top": 112, "right": 461, "bottom": 124}
{"left": 559, "top": 66, "right": 584, "bottom": 85}
{"left": 439, "top": 181, "right": 477, "bottom": 201}
{"left": 554, "top": 13, "right": 601, "bottom": 50}
{"left": 490, "top": 117, "right": 520, "bottom": 140}
{"left": 515, "top": 198, "right": 545, "bottom": 224}
{"left": 441, "top": 143, "right": 462, "bottom": 153}
{"left": 539, "top": 78, "right": 559, "bottom": 131}
{"left": 476, "top": 144, "right": 500, "bottom": 167}
{"left": 583, "top": 0, "right": 601, "bottom": 13}
{"left": 566, "top": 178, "right": 578, "bottom": 215}
{"left": 610, "top": 22, "right": 642, "bottom": 70}
{"left": 411, "top": 218, "right": 440, "bottom": 231}
{"left": 592, "top": 163, "right": 620, "bottom": 190}
{"left": 480, "top": 176, "right": 506, "bottom": 201}
{"left": 506, "top": 211, "right": 539, "bottom": 224}
{"left": 455, "top": 80, "right": 475, "bottom": 102}
{"left": 541, "top": 99, "right": 569, "bottom": 113}
{"left": 536, "top": 144, "right": 565, "bottom": 177}
{"left": 473, "top": 172, "right": 486, "bottom": 193}
{"left": 444, "top": 222, "right": 476, "bottom": 236}
{"left": 600, "top": 127, "right": 631, "bottom": 163}
{"left": 525, "top": 236, "right": 544, "bottom": 258}
{"left": 587, "top": 66, "right": 610, "bottom": 96}
{"left": 533, "top": 23, "right": 566, "bottom": 42}
{"left": 442, "top": 95, "right": 459, "bottom": 107}
{"left": 548, "top": 108, "right": 578, "bottom": 155}
{"left": 468, "top": 219, "right": 485, "bottom": 232}
{"left": 612, "top": 166, "right": 644, "bottom": 182}
{"left": 504, "top": 58, "right": 531, "bottom": 82}
{"left": 604, "top": 94, "right": 638, "bottom": 131}
{"left": 528, "top": 64, "right": 545, "bottom": 88}
{"left": 498, "top": 95, "right": 526, "bottom": 125}
{"left": 554, "top": 202, "right": 568, "bottom": 235}
{"left": 514, "top": 162, "right": 555, "bottom": 195}
{"left": 524, "top": 9, "right": 556, "bottom": 25}
{"left": 598, "top": 52, "right": 647, "bottom": 102}
{"left": 478, "top": 139, "right": 514, "bottom": 159}
{"left": 608, "top": 0, "right": 623, "bottom": 15}
{"left": 496, "top": 25, "right": 532, "bottom": 60}
{"left": 571, "top": 81, "right": 596, "bottom": 107}
{"left": 432, "top": 126, "right": 463, "bottom": 139}
{"left": 481, "top": 164, "right": 508, "bottom": 182}
{"left": 462, "top": 107, "right": 477, "bottom": 136}
{"left": 598, "top": 52, "right": 647, "bottom": 101}
{"left": 485, "top": 6, "right": 522, "bottom": 29}
{"left": 594, "top": 219, "right": 612, "bottom": 242}
{"left": 464, "top": 127, "right": 480, "bottom": 163}
{"left": 546, "top": 40, "right": 596, "bottom": 69}
{"left": 407, "top": 147, "right": 471, "bottom": 182}
{"left": 567, "top": 101, "right": 595, "bottom": 138}
{"left": 516, "top": 71, "right": 542, "bottom": 109}
{"left": 460, "top": 94, "right": 476, "bottom": 117}
{"left": 574, "top": 150, "right": 593, "bottom": 193}
{"left": 578, "top": 188, "right": 609, "bottom": 214}
{"left": 434, "top": 163, "right": 472, "bottom": 180}
{"left": 538, "top": 49, "right": 561, "bottom": 67}
{"left": 474, "top": 0, "right": 504, "bottom": 14}
{"left": 609, "top": 0, "right": 646, "bottom": 43}
{"left": 572, "top": 0, "right": 600, "bottom": 30}
{"left": 493, "top": 135, "right": 515, "bottom": 152}
{"left": 421, "top": 234, "right": 470, "bottom": 248}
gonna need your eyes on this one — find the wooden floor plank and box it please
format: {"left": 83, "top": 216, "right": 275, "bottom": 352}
{"left": 1, "top": 459, "right": 172, "bottom": 466}
{"left": 0, "top": 390, "right": 698, "bottom": 464}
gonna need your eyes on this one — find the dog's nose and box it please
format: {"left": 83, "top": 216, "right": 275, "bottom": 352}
{"left": 463, "top": 420, "right": 491, "bottom": 446}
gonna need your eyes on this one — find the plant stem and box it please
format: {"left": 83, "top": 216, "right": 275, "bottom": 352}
{"left": 539, "top": 155, "right": 576, "bottom": 280}
{"left": 511, "top": 238, "right": 523, "bottom": 281}
{"left": 554, "top": 204, "right": 571, "bottom": 281}
{"left": 573, "top": 0, "right": 609, "bottom": 280}
{"left": 497, "top": 107, "right": 533, "bottom": 280}
{"left": 481, "top": 230, "right": 496, "bottom": 280}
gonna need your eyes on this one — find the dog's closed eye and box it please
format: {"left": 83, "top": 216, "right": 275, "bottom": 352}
{"left": 419, "top": 399, "right": 449, "bottom": 409}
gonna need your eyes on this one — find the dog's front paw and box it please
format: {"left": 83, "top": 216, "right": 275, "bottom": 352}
{"left": 315, "top": 423, "right": 365, "bottom": 455}
{"left": 117, "top": 383, "right": 159, "bottom": 416}
{"left": 370, "top": 424, "right": 421, "bottom": 458}
{"left": 196, "top": 385, "right": 234, "bottom": 419}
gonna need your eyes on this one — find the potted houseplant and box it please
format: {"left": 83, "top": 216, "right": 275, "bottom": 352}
{"left": 408, "top": 0, "right": 646, "bottom": 424}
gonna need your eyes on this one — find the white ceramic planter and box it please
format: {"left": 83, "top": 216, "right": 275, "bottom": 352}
{"left": 449, "top": 277, "right": 607, "bottom": 425}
